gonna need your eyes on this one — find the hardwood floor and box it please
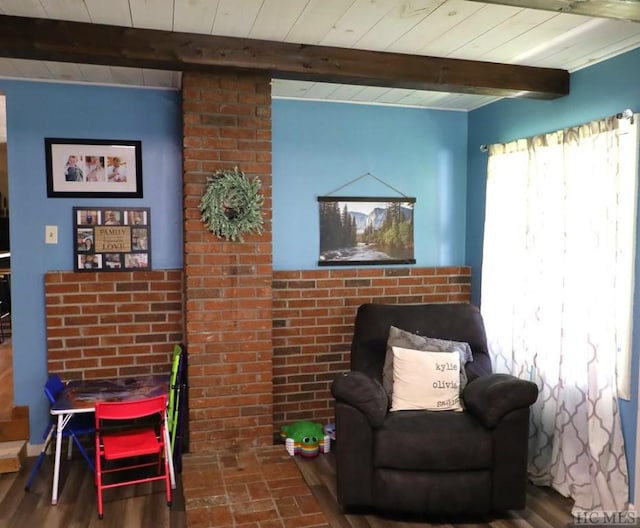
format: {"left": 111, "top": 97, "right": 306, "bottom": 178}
{"left": 0, "top": 453, "right": 186, "bottom": 528}
{"left": 0, "top": 336, "right": 580, "bottom": 528}
{"left": 295, "top": 453, "right": 577, "bottom": 528}
{"left": 0, "top": 335, "right": 187, "bottom": 527}
{"left": 0, "top": 446, "right": 578, "bottom": 528}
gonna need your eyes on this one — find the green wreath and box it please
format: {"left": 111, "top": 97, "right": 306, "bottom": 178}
{"left": 199, "top": 166, "right": 264, "bottom": 242}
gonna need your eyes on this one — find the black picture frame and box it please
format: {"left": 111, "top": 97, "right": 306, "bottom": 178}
{"left": 73, "top": 207, "right": 151, "bottom": 272}
{"left": 46, "top": 138, "right": 143, "bottom": 198}
{"left": 318, "top": 196, "right": 416, "bottom": 266}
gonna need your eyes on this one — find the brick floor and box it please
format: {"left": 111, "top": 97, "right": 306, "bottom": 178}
{"left": 181, "top": 445, "right": 330, "bottom": 528}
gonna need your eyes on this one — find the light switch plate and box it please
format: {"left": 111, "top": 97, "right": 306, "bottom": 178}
{"left": 46, "top": 225, "right": 58, "bottom": 244}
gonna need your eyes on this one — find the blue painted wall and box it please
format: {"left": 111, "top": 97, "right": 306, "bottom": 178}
{"left": 8, "top": 52, "right": 636, "bottom": 497}
{"left": 272, "top": 100, "right": 468, "bottom": 269}
{"left": 1, "top": 80, "right": 182, "bottom": 442}
{"left": 9, "top": 85, "right": 470, "bottom": 445}
{"left": 467, "top": 47, "right": 640, "bottom": 498}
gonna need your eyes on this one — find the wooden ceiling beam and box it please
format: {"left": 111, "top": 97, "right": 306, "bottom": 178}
{"left": 0, "top": 15, "right": 569, "bottom": 99}
{"left": 469, "top": 0, "right": 640, "bottom": 23}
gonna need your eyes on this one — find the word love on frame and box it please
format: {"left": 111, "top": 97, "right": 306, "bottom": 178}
{"left": 74, "top": 207, "right": 151, "bottom": 272}
{"left": 46, "top": 138, "right": 143, "bottom": 198}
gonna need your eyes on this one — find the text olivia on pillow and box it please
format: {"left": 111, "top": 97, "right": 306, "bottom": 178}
{"left": 383, "top": 326, "right": 472, "bottom": 400}
{"left": 390, "top": 346, "right": 463, "bottom": 412}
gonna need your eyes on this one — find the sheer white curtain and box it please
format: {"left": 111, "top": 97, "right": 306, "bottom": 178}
{"left": 481, "top": 116, "right": 638, "bottom": 514}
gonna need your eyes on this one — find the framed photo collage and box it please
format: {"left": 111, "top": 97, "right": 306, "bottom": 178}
{"left": 74, "top": 207, "right": 151, "bottom": 272}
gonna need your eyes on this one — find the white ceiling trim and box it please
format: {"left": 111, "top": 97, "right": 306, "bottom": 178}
{"left": 0, "top": 71, "right": 182, "bottom": 91}
{"left": 271, "top": 94, "right": 472, "bottom": 112}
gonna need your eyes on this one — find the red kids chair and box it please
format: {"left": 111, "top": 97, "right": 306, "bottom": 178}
{"left": 94, "top": 395, "right": 171, "bottom": 519}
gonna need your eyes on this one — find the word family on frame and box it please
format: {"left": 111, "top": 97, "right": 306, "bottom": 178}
{"left": 74, "top": 207, "right": 151, "bottom": 272}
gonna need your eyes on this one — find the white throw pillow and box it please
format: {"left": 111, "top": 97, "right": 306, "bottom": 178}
{"left": 383, "top": 326, "right": 472, "bottom": 401}
{"left": 390, "top": 346, "right": 463, "bottom": 412}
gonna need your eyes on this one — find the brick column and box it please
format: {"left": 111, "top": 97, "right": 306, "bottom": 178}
{"left": 182, "top": 71, "right": 273, "bottom": 451}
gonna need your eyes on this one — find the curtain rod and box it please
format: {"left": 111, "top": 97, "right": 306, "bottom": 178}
{"left": 479, "top": 108, "right": 635, "bottom": 152}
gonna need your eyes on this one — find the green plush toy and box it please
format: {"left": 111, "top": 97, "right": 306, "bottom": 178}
{"left": 280, "top": 421, "right": 329, "bottom": 458}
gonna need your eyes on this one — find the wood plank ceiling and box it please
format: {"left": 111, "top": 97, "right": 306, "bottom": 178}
{"left": 0, "top": 0, "right": 639, "bottom": 111}
{"left": 0, "top": 15, "right": 569, "bottom": 99}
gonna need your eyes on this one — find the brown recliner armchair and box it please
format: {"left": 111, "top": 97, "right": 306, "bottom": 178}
{"left": 331, "top": 303, "right": 538, "bottom": 515}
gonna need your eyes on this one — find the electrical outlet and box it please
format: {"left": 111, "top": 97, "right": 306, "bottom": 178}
{"left": 46, "top": 225, "right": 58, "bottom": 244}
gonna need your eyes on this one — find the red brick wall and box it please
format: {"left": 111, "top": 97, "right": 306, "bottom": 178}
{"left": 272, "top": 266, "right": 471, "bottom": 429}
{"left": 43, "top": 74, "right": 474, "bottom": 455}
{"left": 44, "top": 270, "right": 183, "bottom": 379}
{"left": 44, "top": 263, "right": 470, "bottom": 444}
{"left": 182, "top": 71, "right": 274, "bottom": 452}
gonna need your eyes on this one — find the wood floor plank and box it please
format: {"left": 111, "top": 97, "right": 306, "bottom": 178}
{"left": 309, "top": 483, "right": 353, "bottom": 528}
{"left": 0, "top": 456, "right": 184, "bottom": 528}
{"left": 294, "top": 452, "right": 575, "bottom": 528}
{"left": 0, "top": 440, "right": 576, "bottom": 527}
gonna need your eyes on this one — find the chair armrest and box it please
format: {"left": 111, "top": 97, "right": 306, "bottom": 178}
{"left": 462, "top": 373, "right": 538, "bottom": 428}
{"left": 331, "top": 372, "right": 388, "bottom": 428}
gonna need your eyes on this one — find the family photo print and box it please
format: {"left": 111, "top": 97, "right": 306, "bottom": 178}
{"left": 46, "top": 138, "right": 143, "bottom": 198}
